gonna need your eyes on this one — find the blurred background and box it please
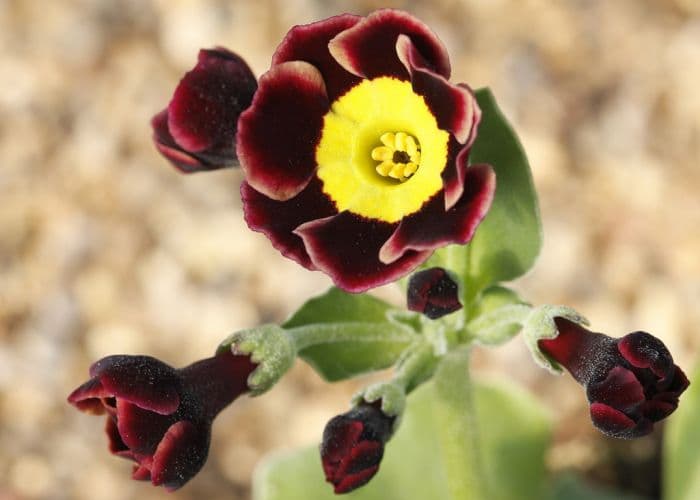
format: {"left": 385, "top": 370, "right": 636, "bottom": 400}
{"left": 1, "top": 0, "right": 699, "bottom": 498}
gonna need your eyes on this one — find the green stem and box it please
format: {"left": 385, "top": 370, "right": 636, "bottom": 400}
{"left": 286, "top": 322, "right": 415, "bottom": 351}
{"left": 433, "top": 347, "right": 487, "bottom": 500}
{"left": 393, "top": 342, "right": 438, "bottom": 393}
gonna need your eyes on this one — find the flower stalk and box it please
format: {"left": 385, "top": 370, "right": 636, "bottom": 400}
{"left": 433, "top": 347, "right": 487, "bottom": 500}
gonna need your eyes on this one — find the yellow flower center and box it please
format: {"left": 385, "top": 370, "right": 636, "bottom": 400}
{"left": 315, "top": 77, "right": 449, "bottom": 223}
{"left": 371, "top": 132, "right": 421, "bottom": 182}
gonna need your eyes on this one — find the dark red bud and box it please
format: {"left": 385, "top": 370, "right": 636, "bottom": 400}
{"left": 152, "top": 47, "right": 257, "bottom": 172}
{"left": 539, "top": 318, "right": 689, "bottom": 439}
{"left": 320, "top": 403, "right": 394, "bottom": 494}
{"left": 407, "top": 267, "right": 462, "bottom": 319}
{"left": 68, "top": 351, "right": 256, "bottom": 490}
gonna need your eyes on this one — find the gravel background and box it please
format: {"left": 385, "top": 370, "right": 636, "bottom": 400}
{"left": 1, "top": 0, "right": 699, "bottom": 499}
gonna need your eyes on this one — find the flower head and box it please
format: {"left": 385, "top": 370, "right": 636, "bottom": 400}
{"left": 238, "top": 10, "right": 495, "bottom": 291}
{"left": 152, "top": 48, "right": 257, "bottom": 172}
{"left": 407, "top": 266, "right": 462, "bottom": 319}
{"left": 67, "top": 351, "right": 256, "bottom": 490}
{"left": 538, "top": 318, "right": 689, "bottom": 439}
{"left": 320, "top": 402, "right": 395, "bottom": 494}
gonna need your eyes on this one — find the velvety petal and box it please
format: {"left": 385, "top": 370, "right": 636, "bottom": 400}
{"left": 295, "top": 211, "right": 431, "bottom": 293}
{"left": 272, "top": 14, "right": 362, "bottom": 101}
{"left": 67, "top": 377, "right": 110, "bottom": 415}
{"left": 328, "top": 9, "right": 450, "bottom": 81}
{"left": 116, "top": 400, "right": 174, "bottom": 456}
{"left": 237, "top": 61, "right": 329, "bottom": 201}
{"left": 397, "top": 35, "right": 478, "bottom": 144}
{"left": 665, "top": 366, "right": 690, "bottom": 395}
{"left": 151, "top": 110, "right": 216, "bottom": 173}
{"left": 643, "top": 400, "right": 677, "bottom": 421}
{"left": 440, "top": 138, "right": 467, "bottom": 210}
{"left": 407, "top": 267, "right": 462, "bottom": 319}
{"left": 617, "top": 331, "right": 673, "bottom": 378}
{"left": 241, "top": 179, "right": 337, "bottom": 270}
{"left": 587, "top": 366, "right": 646, "bottom": 412}
{"left": 105, "top": 416, "right": 131, "bottom": 457}
{"left": 334, "top": 441, "right": 383, "bottom": 494}
{"left": 590, "top": 403, "right": 652, "bottom": 439}
{"left": 379, "top": 163, "right": 495, "bottom": 264}
{"left": 151, "top": 421, "right": 211, "bottom": 491}
{"left": 132, "top": 464, "right": 152, "bottom": 481}
{"left": 90, "top": 355, "right": 180, "bottom": 415}
{"left": 168, "top": 48, "right": 257, "bottom": 154}
{"left": 321, "top": 418, "right": 364, "bottom": 475}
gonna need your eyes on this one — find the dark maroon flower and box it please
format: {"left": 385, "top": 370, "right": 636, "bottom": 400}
{"left": 538, "top": 318, "right": 689, "bottom": 439}
{"left": 68, "top": 351, "right": 256, "bottom": 490}
{"left": 238, "top": 9, "right": 495, "bottom": 292}
{"left": 320, "top": 403, "right": 395, "bottom": 494}
{"left": 152, "top": 48, "right": 257, "bottom": 173}
{"left": 407, "top": 266, "right": 462, "bottom": 319}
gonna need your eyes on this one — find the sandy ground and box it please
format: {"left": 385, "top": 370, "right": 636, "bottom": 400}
{"left": 1, "top": 0, "right": 699, "bottom": 498}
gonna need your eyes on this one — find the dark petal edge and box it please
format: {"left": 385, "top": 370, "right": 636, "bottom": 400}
{"left": 241, "top": 179, "right": 337, "bottom": 270}
{"left": 237, "top": 61, "right": 329, "bottom": 201}
{"left": 151, "top": 421, "right": 211, "bottom": 491}
{"left": 328, "top": 9, "right": 450, "bottom": 81}
{"left": 90, "top": 355, "right": 181, "bottom": 415}
{"left": 379, "top": 163, "right": 495, "bottom": 264}
{"left": 295, "top": 211, "right": 431, "bottom": 293}
{"left": 397, "top": 35, "right": 478, "bottom": 145}
{"left": 272, "top": 13, "right": 362, "bottom": 101}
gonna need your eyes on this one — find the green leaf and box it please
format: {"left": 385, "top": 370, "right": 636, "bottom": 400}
{"left": 283, "top": 287, "right": 416, "bottom": 381}
{"left": 664, "top": 363, "right": 700, "bottom": 500}
{"left": 431, "top": 89, "right": 542, "bottom": 300}
{"left": 253, "top": 377, "right": 550, "bottom": 500}
{"left": 283, "top": 287, "right": 394, "bottom": 327}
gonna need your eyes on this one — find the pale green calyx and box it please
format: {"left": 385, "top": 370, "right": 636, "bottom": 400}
{"left": 352, "top": 381, "right": 406, "bottom": 431}
{"left": 218, "top": 324, "right": 296, "bottom": 396}
{"left": 466, "top": 303, "right": 532, "bottom": 346}
{"left": 522, "top": 305, "right": 588, "bottom": 374}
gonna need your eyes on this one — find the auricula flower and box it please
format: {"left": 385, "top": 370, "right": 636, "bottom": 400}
{"left": 238, "top": 9, "right": 496, "bottom": 291}
{"left": 67, "top": 351, "right": 256, "bottom": 490}
{"left": 539, "top": 318, "right": 689, "bottom": 439}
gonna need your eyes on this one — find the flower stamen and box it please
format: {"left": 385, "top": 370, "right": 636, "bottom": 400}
{"left": 371, "top": 132, "right": 421, "bottom": 182}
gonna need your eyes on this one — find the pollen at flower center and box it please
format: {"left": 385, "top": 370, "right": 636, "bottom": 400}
{"left": 315, "top": 77, "right": 449, "bottom": 223}
{"left": 371, "top": 132, "right": 421, "bottom": 182}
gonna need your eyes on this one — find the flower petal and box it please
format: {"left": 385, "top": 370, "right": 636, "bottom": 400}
{"left": 590, "top": 402, "right": 652, "bottom": 439}
{"left": 272, "top": 14, "right": 362, "bottom": 101}
{"left": 241, "top": 179, "right": 336, "bottom": 270}
{"left": 89, "top": 355, "right": 181, "bottom": 415}
{"left": 151, "top": 421, "right": 211, "bottom": 491}
{"left": 67, "top": 377, "right": 111, "bottom": 415}
{"left": 587, "top": 366, "right": 646, "bottom": 413}
{"left": 328, "top": 9, "right": 450, "bottom": 81}
{"left": 397, "top": 35, "right": 478, "bottom": 145}
{"left": 407, "top": 267, "right": 462, "bottom": 319}
{"left": 295, "top": 211, "right": 431, "bottom": 292}
{"left": 151, "top": 110, "right": 220, "bottom": 173}
{"left": 105, "top": 416, "right": 131, "bottom": 457}
{"left": 379, "top": 164, "right": 495, "bottom": 264}
{"left": 617, "top": 331, "right": 674, "bottom": 379}
{"left": 168, "top": 48, "right": 257, "bottom": 154}
{"left": 237, "top": 61, "right": 329, "bottom": 201}
{"left": 116, "top": 400, "right": 175, "bottom": 456}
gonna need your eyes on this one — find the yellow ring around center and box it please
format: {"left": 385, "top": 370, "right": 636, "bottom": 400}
{"left": 315, "top": 77, "right": 449, "bottom": 223}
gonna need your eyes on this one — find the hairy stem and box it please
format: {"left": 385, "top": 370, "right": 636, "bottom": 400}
{"left": 433, "top": 347, "right": 487, "bottom": 500}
